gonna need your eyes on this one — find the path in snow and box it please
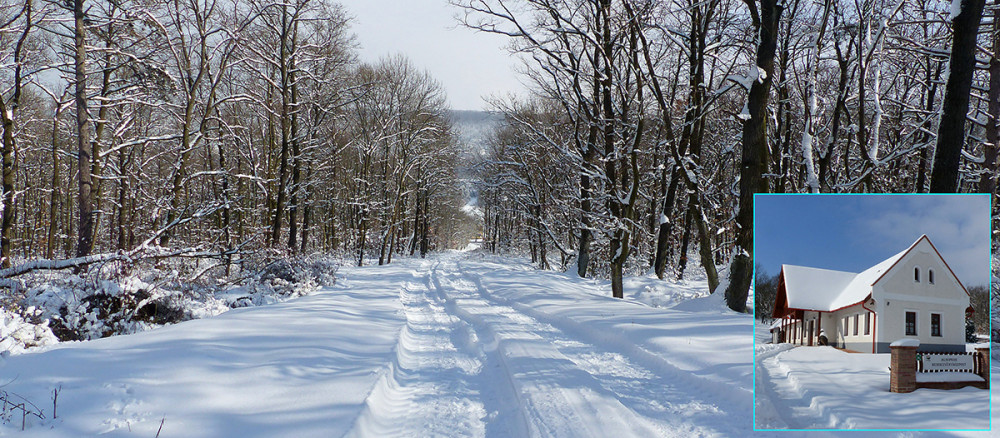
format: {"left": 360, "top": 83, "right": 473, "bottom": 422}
{"left": 430, "top": 258, "right": 739, "bottom": 437}
{"left": 1, "top": 251, "right": 993, "bottom": 437}
{"left": 344, "top": 266, "right": 493, "bottom": 437}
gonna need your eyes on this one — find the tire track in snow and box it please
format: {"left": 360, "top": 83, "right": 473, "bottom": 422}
{"left": 344, "top": 263, "right": 487, "bottom": 437}
{"left": 423, "top": 261, "right": 533, "bottom": 438}
{"left": 430, "top": 258, "right": 728, "bottom": 437}
{"left": 457, "top": 263, "right": 753, "bottom": 428}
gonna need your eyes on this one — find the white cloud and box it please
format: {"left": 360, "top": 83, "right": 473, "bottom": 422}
{"left": 851, "top": 195, "right": 991, "bottom": 287}
{"left": 339, "top": 0, "right": 525, "bottom": 111}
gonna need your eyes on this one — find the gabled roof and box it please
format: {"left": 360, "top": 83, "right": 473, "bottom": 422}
{"left": 781, "top": 265, "right": 858, "bottom": 312}
{"left": 776, "top": 236, "right": 924, "bottom": 313}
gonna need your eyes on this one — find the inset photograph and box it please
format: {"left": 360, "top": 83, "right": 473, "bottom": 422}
{"left": 753, "top": 194, "right": 991, "bottom": 431}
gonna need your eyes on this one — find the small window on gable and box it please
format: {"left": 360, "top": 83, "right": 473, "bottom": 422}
{"left": 929, "top": 269, "right": 934, "bottom": 284}
{"left": 914, "top": 267, "right": 920, "bottom": 283}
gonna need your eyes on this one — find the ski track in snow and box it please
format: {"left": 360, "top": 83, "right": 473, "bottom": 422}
{"left": 348, "top": 255, "right": 740, "bottom": 437}
{"left": 432, "top": 257, "right": 733, "bottom": 437}
{"left": 344, "top": 266, "right": 488, "bottom": 437}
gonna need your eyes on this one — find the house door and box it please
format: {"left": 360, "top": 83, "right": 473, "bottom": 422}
{"left": 807, "top": 320, "right": 814, "bottom": 346}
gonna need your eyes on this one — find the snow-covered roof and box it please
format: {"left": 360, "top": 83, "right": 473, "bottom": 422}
{"left": 781, "top": 265, "right": 857, "bottom": 311}
{"left": 780, "top": 237, "right": 919, "bottom": 312}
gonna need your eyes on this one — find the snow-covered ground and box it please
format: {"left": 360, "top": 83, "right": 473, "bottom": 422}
{"left": 755, "top": 345, "right": 989, "bottom": 430}
{"left": 0, "top": 251, "right": 995, "bottom": 436}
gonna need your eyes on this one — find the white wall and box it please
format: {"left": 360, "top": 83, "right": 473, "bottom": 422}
{"left": 827, "top": 303, "right": 875, "bottom": 352}
{"left": 872, "top": 239, "right": 969, "bottom": 352}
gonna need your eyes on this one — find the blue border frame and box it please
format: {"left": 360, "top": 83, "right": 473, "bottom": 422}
{"left": 751, "top": 192, "right": 993, "bottom": 432}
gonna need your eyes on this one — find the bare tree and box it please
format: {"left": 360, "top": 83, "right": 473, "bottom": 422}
{"left": 930, "top": 0, "right": 986, "bottom": 192}
{"left": 723, "top": 0, "right": 781, "bottom": 312}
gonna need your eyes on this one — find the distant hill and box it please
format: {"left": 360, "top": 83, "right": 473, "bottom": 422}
{"left": 449, "top": 110, "right": 502, "bottom": 208}
{"left": 450, "top": 110, "right": 503, "bottom": 156}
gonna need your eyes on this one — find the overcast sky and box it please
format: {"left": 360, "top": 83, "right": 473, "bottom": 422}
{"left": 754, "top": 194, "right": 991, "bottom": 289}
{"left": 336, "top": 0, "right": 524, "bottom": 111}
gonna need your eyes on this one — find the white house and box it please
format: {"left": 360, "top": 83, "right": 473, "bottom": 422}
{"left": 770, "top": 235, "right": 971, "bottom": 353}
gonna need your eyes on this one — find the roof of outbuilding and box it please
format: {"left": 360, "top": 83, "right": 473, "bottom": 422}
{"left": 779, "top": 236, "right": 919, "bottom": 312}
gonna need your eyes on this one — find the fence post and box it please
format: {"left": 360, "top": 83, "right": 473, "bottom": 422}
{"left": 890, "top": 340, "right": 919, "bottom": 393}
{"left": 975, "top": 347, "right": 990, "bottom": 388}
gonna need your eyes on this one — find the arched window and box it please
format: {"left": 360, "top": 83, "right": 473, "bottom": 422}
{"left": 914, "top": 267, "right": 920, "bottom": 282}
{"left": 929, "top": 269, "right": 934, "bottom": 284}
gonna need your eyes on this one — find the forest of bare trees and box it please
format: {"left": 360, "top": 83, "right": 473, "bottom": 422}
{"left": 459, "top": 0, "right": 1000, "bottom": 311}
{"left": 0, "top": 0, "right": 474, "bottom": 287}
{"left": 2, "top": 0, "right": 999, "bottom": 315}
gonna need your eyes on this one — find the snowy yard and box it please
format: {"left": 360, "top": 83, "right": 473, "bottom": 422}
{"left": 755, "top": 329, "right": 994, "bottom": 433}
{"left": 0, "top": 252, "right": 995, "bottom": 437}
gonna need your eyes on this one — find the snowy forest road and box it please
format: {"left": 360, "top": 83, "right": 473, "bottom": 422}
{"left": 1, "top": 251, "right": 762, "bottom": 438}
{"left": 9, "top": 252, "right": 994, "bottom": 437}
{"left": 344, "top": 254, "right": 747, "bottom": 437}
{"left": 341, "top": 253, "right": 770, "bottom": 437}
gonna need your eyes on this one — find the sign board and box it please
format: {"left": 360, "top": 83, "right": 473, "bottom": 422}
{"left": 921, "top": 354, "right": 974, "bottom": 372}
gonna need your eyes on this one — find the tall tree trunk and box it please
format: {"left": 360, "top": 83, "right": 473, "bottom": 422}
{"left": 653, "top": 169, "right": 680, "bottom": 279}
{"left": 724, "top": 0, "right": 781, "bottom": 312}
{"left": 419, "top": 190, "right": 429, "bottom": 258}
{"left": 74, "top": 0, "right": 94, "bottom": 259}
{"left": 979, "top": 6, "right": 999, "bottom": 205}
{"left": 271, "top": 6, "right": 292, "bottom": 247}
{"left": 300, "top": 163, "right": 312, "bottom": 254}
{"left": 819, "top": 41, "right": 849, "bottom": 192}
{"left": 916, "top": 61, "right": 942, "bottom": 192}
{"left": 692, "top": 197, "right": 719, "bottom": 291}
{"left": 287, "top": 21, "right": 300, "bottom": 252}
{"left": 676, "top": 205, "right": 692, "bottom": 280}
{"left": 577, "top": 162, "right": 593, "bottom": 277}
{"left": 0, "top": 0, "right": 32, "bottom": 267}
{"left": 799, "top": 0, "right": 830, "bottom": 193}
{"left": 89, "top": 46, "right": 112, "bottom": 249}
{"left": 410, "top": 184, "right": 421, "bottom": 256}
{"left": 116, "top": 147, "right": 128, "bottom": 251}
{"left": 47, "top": 102, "right": 63, "bottom": 260}
{"left": 930, "top": 0, "right": 986, "bottom": 192}
{"left": 0, "top": 98, "right": 15, "bottom": 269}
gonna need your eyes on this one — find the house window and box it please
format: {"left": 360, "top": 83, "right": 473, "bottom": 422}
{"left": 864, "top": 313, "right": 870, "bottom": 335}
{"left": 843, "top": 317, "right": 848, "bottom": 337}
{"left": 931, "top": 313, "right": 941, "bottom": 337}
{"left": 853, "top": 314, "right": 859, "bottom": 336}
{"left": 914, "top": 267, "right": 920, "bottom": 282}
{"left": 905, "top": 311, "right": 917, "bottom": 336}
{"left": 929, "top": 269, "right": 934, "bottom": 284}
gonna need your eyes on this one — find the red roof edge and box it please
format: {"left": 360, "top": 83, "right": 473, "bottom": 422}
{"left": 870, "top": 235, "right": 969, "bottom": 297}
{"left": 870, "top": 235, "right": 925, "bottom": 287}
{"left": 923, "top": 236, "right": 970, "bottom": 297}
